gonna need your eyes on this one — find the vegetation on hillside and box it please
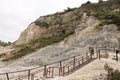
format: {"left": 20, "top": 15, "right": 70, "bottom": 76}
{"left": 34, "top": 6, "right": 82, "bottom": 29}
{"left": 2, "top": 44, "right": 35, "bottom": 61}
{"left": 29, "top": 31, "right": 74, "bottom": 48}
{"left": 34, "top": 20, "right": 49, "bottom": 28}
{"left": 34, "top": 0, "right": 120, "bottom": 30}
{"left": 82, "top": 0, "right": 120, "bottom": 30}
{"left": 2, "top": 30, "right": 74, "bottom": 61}
{"left": 0, "top": 40, "right": 12, "bottom": 47}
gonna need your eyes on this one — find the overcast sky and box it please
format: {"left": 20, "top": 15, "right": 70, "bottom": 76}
{"left": 0, "top": 0, "right": 98, "bottom": 42}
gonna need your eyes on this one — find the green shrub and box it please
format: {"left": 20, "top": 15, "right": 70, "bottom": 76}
{"left": 86, "top": 1, "right": 91, "bottom": 4}
{"left": 117, "top": 26, "right": 120, "bottom": 31}
{"left": 104, "top": 63, "right": 120, "bottom": 80}
{"left": 64, "top": 7, "right": 75, "bottom": 13}
{"left": 0, "top": 40, "right": 12, "bottom": 47}
{"left": 2, "top": 45, "right": 35, "bottom": 61}
{"left": 95, "top": 10, "right": 120, "bottom": 26}
{"left": 112, "top": 70, "right": 120, "bottom": 80}
{"left": 96, "top": 21, "right": 106, "bottom": 30}
{"left": 15, "top": 46, "right": 35, "bottom": 58}
{"left": 29, "top": 33, "right": 73, "bottom": 49}
{"left": 99, "top": 0, "right": 103, "bottom": 3}
{"left": 34, "top": 20, "right": 49, "bottom": 28}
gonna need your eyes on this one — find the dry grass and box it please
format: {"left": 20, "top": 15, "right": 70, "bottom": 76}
{"left": 100, "top": 53, "right": 109, "bottom": 59}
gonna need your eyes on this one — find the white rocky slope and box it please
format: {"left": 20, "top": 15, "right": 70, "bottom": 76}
{"left": 0, "top": 46, "right": 14, "bottom": 56}
{"left": 63, "top": 14, "right": 119, "bottom": 48}
{"left": 16, "top": 23, "right": 47, "bottom": 45}
{"left": 0, "top": 13, "right": 119, "bottom": 73}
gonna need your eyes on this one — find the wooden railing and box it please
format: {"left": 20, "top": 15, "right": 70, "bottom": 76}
{"left": 0, "top": 48, "right": 97, "bottom": 80}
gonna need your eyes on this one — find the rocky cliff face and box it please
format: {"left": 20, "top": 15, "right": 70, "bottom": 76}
{"left": 16, "top": 0, "right": 120, "bottom": 46}
{"left": 15, "top": 5, "right": 84, "bottom": 45}
{"left": 16, "top": 23, "right": 47, "bottom": 45}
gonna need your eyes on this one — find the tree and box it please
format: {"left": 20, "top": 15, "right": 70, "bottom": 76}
{"left": 0, "top": 40, "right": 12, "bottom": 47}
{"left": 99, "top": 0, "right": 103, "bottom": 3}
{"left": 64, "top": 7, "right": 73, "bottom": 12}
{"left": 86, "top": 1, "right": 91, "bottom": 4}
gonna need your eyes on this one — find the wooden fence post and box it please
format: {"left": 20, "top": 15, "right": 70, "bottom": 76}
{"left": 96, "top": 47, "right": 97, "bottom": 54}
{"left": 89, "top": 47, "right": 94, "bottom": 59}
{"left": 48, "top": 67, "right": 51, "bottom": 76}
{"left": 59, "top": 68, "right": 61, "bottom": 76}
{"left": 52, "top": 67, "right": 54, "bottom": 77}
{"left": 28, "top": 70, "right": 30, "bottom": 80}
{"left": 68, "top": 66, "right": 70, "bottom": 74}
{"left": 46, "top": 68, "right": 48, "bottom": 77}
{"left": 82, "top": 56, "right": 83, "bottom": 64}
{"left": 63, "top": 67, "right": 65, "bottom": 76}
{"left": 90, "top": 52, "right": 92, "bottom": 59}
{"left": 73, "top": 56, "right": 76, "bottom": 69}
{"left": 96, "top": 49, "right": 98, "bottom": 58}
{"left": 59, "top": 61, "right": 62, "bottom": 76}
{"left": 98, "top": 49, "right": 100, "bottom": 60}
{"left": 6, "top": 73, "right": 9, "bottom": 80}
{"left": 43, "top": 65, "right": 47, "bottom": 77}
{"left": 60, "top": 61, "right": 62, "bottom": 68}
{"left": 116, "top": 50, "right": 119, "bottom": 62}
{"left": 86, "top": 53, "right": 88, "bottom": 61}
{"left": 31, "top": 73, "right": 34, "bottom": 80}
{"left": 78, "top": 60, "right": 80, "bottom": 67}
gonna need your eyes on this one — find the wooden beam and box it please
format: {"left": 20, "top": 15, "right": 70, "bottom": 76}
{"left": 98, "top": 49, "right": 100, "bottom": 60}
{"left": 82, "top": 56, "right": 83, "bottom": 64}
{"left": 52, "top": 67, "right": 54, "bottom": 77}
{"left": 116, "top": 50, "right": 119, "bottom": 62}
{"left": 73, "top": 56, "right": 76, "bottom": 69}
{"left": 59, "top": 61, "right": 62, "bottom": 76}
{"left": 43, "top": 65, "right": 47, "bottom": 77}
{"left": 86, "top": 53, "right": 88, "bottom": 62}
{"left": 6, "top": 73, "right": 9, "bottom": 80}
{"left": 31, "top": 73, "right": 34, "bottom": 80}
{"left": 63, "top": 67, "right": 65, "bottom": 76}
{"left": 68, "top": 66, "right": 70, "bottom": 74}
{"left": 28, "top": 70, "right": 30, "bottom": 80}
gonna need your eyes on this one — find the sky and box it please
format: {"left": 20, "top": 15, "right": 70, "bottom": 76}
{"left": 0, "top": 0, "right": 98, "bottom": 42}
